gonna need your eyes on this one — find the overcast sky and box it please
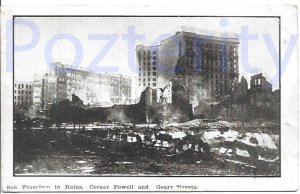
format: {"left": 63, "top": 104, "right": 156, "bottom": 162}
{"left": 14, "top": 16, "right": 279, "bottom": 90}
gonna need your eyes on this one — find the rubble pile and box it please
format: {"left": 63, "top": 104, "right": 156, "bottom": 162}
{"left": 202, "top": 128, "right": 279, "bottom": 167}
{"left": 144, "top": 119, "right": 279, "bottom": 169}
{"left": 14, "top": 118, "right": 280, "bottom": 175}
{"left": 120, "top": 119, "right": 277, "bottom": 166}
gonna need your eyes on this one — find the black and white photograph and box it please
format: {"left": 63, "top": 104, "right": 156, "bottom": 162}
{"left": 1, "top": 2, "right": 299, "bottom": 192}
{"left": 12, "top": 16, "right": 281, "bottom": 177}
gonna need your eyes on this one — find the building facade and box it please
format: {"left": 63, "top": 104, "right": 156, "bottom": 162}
{"left": 14, "top": 81, "right": 33, "bottom": 108}
{"left": 33, "top": 62, "right": 132, "bottom": 110}
{"left": 136, "top": 30, "right": 239, "bottom": 107}
{"left": 234, "top": 76, "right": 248, "bottom": 97}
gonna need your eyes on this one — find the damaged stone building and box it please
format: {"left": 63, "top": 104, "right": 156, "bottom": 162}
{"left": 136, "top": 30, "right": 240, "bottom": 108}
{"left": 136, "top": 30, "right": 279, "bottom": 122}
{"left": 249, "top": 73, "right": 274, "bottom": 106}
{"left": 143, "top": 81, "right": 193, "bottom": 123}
{"left": 248, "top": 73, "right": 279, "bottom": 120}
{"left": 193, "top": 73, "right": 280, "bottom": 121}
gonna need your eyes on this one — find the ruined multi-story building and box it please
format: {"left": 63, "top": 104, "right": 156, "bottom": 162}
{"left": 136, "top": 30, "right": 239, "bottom": 107}
{"left": 14, "top": 81, "right": 33, "bottom": 108}
{"left": 234, "top": 76, "right": 248, "bottom": 97}
{"left": 33, "top": 62, "right": 132, "bottom": 110}
{"left": 249, "top": 73, "right": 273, "bottom": 107}
{"left": 143, "top": 82, "right": 193, "bottom": 123}
{"left": 250, "top": 73, "right": 272, "bottom": 93}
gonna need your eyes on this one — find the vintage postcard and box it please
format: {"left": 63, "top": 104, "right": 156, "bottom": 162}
{"left": 1, "top": 2, "right": 299, "bottom": 192}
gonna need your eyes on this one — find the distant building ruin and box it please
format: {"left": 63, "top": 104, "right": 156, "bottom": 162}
{"left": 249, "top": 73, "right": 274, "bottom": 107}
{"left": 32, "top": 62, "right": 132, "bottom": 110}
{"left": 250, "top": 73, "right": 272, "bottom": 93}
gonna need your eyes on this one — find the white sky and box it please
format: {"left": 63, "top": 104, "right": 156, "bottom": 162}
{"left": 14, "top": 17, "right": 280, "bottom": 90}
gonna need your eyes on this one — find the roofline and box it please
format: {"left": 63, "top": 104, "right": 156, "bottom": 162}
{"left": 136, "top": 30, "right": 239, "bottom": 49}
{"left": 14, "top": 80, "right": 33, "bottom": 84}
{"left": 50, "top": 63, "right": 132, "bottom": 79}
{"left": 178, "top": 31, "right": 239, "bottom": 42}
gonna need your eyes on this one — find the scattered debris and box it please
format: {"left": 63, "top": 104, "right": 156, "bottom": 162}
{"left": 236, "top": 148, "right": 250, "bottom": 158}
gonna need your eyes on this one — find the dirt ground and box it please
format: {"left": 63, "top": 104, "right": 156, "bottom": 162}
{"left": 14, "top": 153, "right": 279, "bottom": 176}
